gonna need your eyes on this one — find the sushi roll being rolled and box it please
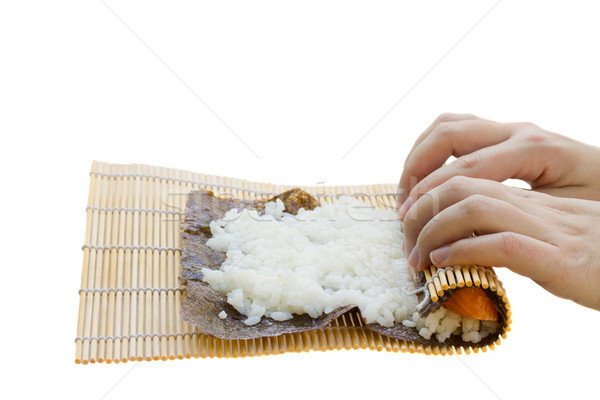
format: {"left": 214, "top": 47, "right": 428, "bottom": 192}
{"left": 180, "top": 188, "right": 511, "bottom": 354}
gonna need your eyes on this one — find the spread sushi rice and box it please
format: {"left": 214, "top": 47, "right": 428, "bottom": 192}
{"left": 201, "top": 196, "right": 499, "bottom": 343}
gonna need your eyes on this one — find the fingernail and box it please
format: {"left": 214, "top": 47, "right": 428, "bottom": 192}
{"left": 396, "top": 191, "right": 407, "bottom": 209}
{"left": 430, "top": 246, "right": 450, "bottom": 265}
{"left": 402, "top": 239, "right": 412, "bottom": 257}
{"left": 408, "top": 247, "right": 420, "bottom": 269}
{"left": 398, "top": 197, "right": 414, "bottom": 220}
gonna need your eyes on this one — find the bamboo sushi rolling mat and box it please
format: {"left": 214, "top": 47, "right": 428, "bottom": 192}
{"left": 75, "top": 161, "right": 497, "bottom": 364}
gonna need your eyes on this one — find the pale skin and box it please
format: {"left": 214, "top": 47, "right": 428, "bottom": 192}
{"left": 397, "top": 113, "right": 600, "bottom": 310}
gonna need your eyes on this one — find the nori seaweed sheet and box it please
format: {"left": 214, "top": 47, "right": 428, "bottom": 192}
{"left": 180, "top": 189, "right": 507, "bottom": 348}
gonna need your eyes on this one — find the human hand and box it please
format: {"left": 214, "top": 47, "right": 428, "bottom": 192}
{"left": 397, "top": 113, "right": 600, "bottom": 217}
{"left": 402, "top": 176, "right": 600, "bottom": 310}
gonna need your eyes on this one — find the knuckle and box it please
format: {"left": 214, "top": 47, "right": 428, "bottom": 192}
{"left": 499, "top": 232, "right": 522, "bottom": 258}
{"left": 434, "top": 112, "right": 478, "bottom": 125}
{"left": 454, "top": 153, "right": 481, "bottom": 171}
{"left": 513, "top": 126, "right": 563, "bottom": 162}
{"left": 436, "top": 112, "right": 456, "bottom": 123}
{"left": 519, "top": 130, "right": 550, "bottom": 146}
{"left": 444, "top": 175, "right": 471, "bottom": 192}
{"left": 512, "top": 122, "right": 547, "bottom": 142}
{"left": 460, "top": 194, "right": 490, "bottom": 217}
{"left": 409, "top": 177, "right": 434, "bottom": 199}
{"left": 412, "top": 180, "right": 432, "bottom": 198}
{"left": 431, "top": 121, "right": 453, "bottom": 138}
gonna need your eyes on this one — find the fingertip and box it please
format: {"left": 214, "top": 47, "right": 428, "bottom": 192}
{"left": 430, "top": 245, "right": 450, "bottom": 266}
{"left": 396, "top": 181, "right": 408, "bottom": 209}
{"left": 407, "top": 247, "right": 419, "bottom": 269}
{"left": 396, "top": 193, "right": 407, "bottom": 210}
{"left": 398, "top": 197, "right": 414, "bottom": 220}
{"left": 412, "top": 261, "right": 429, "bottom": 272}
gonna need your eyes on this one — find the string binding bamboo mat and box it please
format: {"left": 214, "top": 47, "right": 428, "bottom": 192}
{"left": 75, "top": 161, "right": 509, "bottom": 364}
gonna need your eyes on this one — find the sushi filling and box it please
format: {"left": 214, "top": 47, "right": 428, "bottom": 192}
{"left": 412, "top": 307, "right": 500, "bottom": 343}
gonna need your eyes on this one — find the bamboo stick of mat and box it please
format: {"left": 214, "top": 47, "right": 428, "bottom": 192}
{"left": 75, "top": 161, "right": 509, "bottom": 363}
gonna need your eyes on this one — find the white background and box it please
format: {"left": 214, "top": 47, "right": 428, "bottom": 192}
{"left": 1, "top": 1, "right": 599, "bottom": 399}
